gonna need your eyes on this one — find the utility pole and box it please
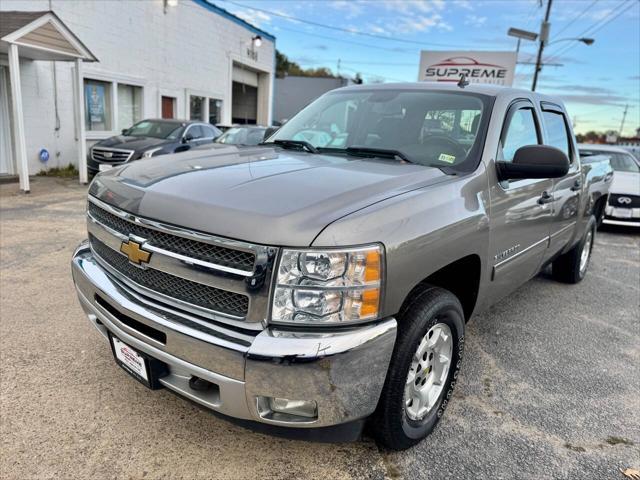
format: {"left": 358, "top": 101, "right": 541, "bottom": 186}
{"left": 532, "top": 0, "right": 553, "bottom": 91}
{"left": 619, "top": 104, "right": 628, "bottom": 136}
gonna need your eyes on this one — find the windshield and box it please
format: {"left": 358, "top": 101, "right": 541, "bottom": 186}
{"left": 125, "top": 120, "right": 184, "bottom": 139}
{"left": 267, "top": 89, "right": 491, "bottom": 169}
{"left": 216, "top": 127, "right": 266, "bottom": 146}
{"left": 581, "top": 150, "right": 640, "bottom": 173}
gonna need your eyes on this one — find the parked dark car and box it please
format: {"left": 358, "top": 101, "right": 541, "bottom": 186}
{"left": 88, "top": 119, "right": 222, "bottom": 175}
{"left": 214, "top": 126, "right": 267, "bottom": 146}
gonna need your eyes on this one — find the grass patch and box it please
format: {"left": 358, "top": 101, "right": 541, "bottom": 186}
{"left": 36, "top": 163, "right": 79, "bottom": 178}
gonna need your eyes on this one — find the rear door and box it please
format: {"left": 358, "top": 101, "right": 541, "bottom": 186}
{"left": 541, "top": 103, "right": 582, "bottom": 259}
{"left": 488, "top": 100, "right": 554, "bottom": 303}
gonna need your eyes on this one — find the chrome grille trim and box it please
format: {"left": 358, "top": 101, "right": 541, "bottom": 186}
{"left": 88, "top": 196, "right": 258, "bottom": 276}
{"left": 91, "top": 146, "right": 134, "bottom": 163}
{"left": 86, "top": 196, "right": 277, "bottom": 327}
{"left": 90, "top": 235, "right": 249, "bottom": 318}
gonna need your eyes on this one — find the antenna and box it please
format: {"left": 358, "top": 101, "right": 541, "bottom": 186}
{"left": 457, "top": 74, "right": 469, "bottom": 88}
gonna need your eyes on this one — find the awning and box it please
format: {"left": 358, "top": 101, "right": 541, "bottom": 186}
{"left": 0, "top": 11, "right": 97, "bottom": 61}
{"left": 1, "top": 11, "right": 97, "bottom": 192}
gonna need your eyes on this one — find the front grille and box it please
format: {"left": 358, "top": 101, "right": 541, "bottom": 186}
{"left": 609, "top": 194, "right": 640, "bottom": 208}
{"left": 88, "top": 202, "right": 255, "bottom": 271}
{"left": 90, "top": 235, "right": 249, "bottom": 317}
{"left": 91, "top": 147, "right": 133, "bottom": 163}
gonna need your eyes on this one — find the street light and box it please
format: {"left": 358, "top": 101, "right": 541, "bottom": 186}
{"left": 548, "top": 37, "right": 595, "bottom": 46}
{"left": 507, "top": 27, "right": 538, "bottom": 53}
{"left": 252, "top": 35, "right": 263, "bottom": 48}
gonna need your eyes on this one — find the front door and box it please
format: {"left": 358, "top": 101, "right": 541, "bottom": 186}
{"left": 161, "top": 96, "right": 175, "bottom": 119}
{"left": 488, "top": 100, "right": 553, "bottom": 304}
{"left": 540, "top": 104, "right": 582, "bottom": 258}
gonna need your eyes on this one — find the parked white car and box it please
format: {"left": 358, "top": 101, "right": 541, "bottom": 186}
{"left": 579, "top": 144, "right": 640, "bottom": 227}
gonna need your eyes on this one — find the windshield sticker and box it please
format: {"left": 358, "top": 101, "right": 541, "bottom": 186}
{"left": 438, "top": 153, "right": 456, "bottom": 164}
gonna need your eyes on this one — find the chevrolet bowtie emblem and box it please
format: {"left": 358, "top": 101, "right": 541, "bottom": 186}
{"left": 120, "top": 239, "right": 152, "bottom": 265}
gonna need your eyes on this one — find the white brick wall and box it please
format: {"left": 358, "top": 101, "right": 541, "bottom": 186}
{"left": 0, "top": 0, "right": 275, "bottom": 173}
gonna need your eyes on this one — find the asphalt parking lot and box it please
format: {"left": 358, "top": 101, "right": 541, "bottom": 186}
{"left": 1, "top": 177, "right": 638, "bottom": 480}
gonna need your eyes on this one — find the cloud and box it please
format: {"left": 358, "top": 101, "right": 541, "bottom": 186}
{"left": 556, "top": 93, "right": 628, "bottom": 107}
{"left": 544, "top": 85, "right": 616, "bottom": 95}
{"left": 380, "top": 0, "right": 445, "bottom": 15}
{"left": 228, "top": 8, "right": 271, "bottom": 27}
{"left": 454, "top": 0, "right": 474, "bottom": 10}
{"left": 395, "top": 13, "right": 452, "bottom": 33}
{"left": 311, "top": 44, "right": 329, "bottom": 50}
{"left": 330, "top": 0, "right": 364, "bottom": 19}
{"left": 272, "top": 9, "right": 301, "bottom": 24}
{"left": 464, "top": 14, "right": 487, "bottom": 27}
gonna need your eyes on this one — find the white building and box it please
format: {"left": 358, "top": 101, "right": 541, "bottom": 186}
{"left": 0, "top": 0, "right": 275, "bottom": 191}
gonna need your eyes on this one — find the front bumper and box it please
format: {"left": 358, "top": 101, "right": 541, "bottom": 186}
{"left": 71, "top": 242, "right": 397, "bottom": 428}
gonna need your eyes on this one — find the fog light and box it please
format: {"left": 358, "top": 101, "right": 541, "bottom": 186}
{"left": 266, "top": 397, "right": 318, "bottom": 418}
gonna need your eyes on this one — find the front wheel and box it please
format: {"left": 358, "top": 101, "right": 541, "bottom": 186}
{"left": 552, "top": 218, "right": 596, "bottom": 284}
{"left": 371, "top": 286, "right": 465, "bottom": 450}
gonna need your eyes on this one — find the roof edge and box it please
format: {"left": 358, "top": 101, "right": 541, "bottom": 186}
{"left": 192, "top": 0, "right": 276, "bottom": 42}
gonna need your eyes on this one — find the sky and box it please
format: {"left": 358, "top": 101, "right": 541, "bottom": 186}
{"left": 215, "top": 0, "right": 640, "bottom": 136}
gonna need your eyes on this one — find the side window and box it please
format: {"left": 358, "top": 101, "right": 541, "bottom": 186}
{"left": 202, "top": 126, "right": 218, "bottom": 139}
{"left": 542, "top": 110, "right": 571, "bottom": 159}
{"left": 500, "top": 108, "right": 539, "bottom": 162}
{"left": 187, "top": 125, "right": 203, "bottom": 139}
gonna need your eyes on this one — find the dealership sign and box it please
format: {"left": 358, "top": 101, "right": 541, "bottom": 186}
{"left": 419, "top": 51, "right": 517, "bottom": 86}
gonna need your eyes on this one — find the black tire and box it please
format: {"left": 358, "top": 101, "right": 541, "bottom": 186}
{"left": 371, "top": 286, "right": 465, "bottom": 450}
{"left": 552, "top": 217, "right": 596, "bottom": 284}
{"left": 594, "top": 199, "right": 606, "bottom": 229}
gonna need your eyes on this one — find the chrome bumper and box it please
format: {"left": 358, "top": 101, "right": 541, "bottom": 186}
{"left": 604, "top": 206, "right": 640, "bottom": 226}
{"left": 71, "top": 241, "right": 397, "bottom": 428}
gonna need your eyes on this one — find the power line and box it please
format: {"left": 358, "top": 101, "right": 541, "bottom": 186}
{"left": 220, "top": 0, "right": 473, "bottom": 48}
{"left": 546, "top": 0, "right": 635, "bottom": 62}
{"left": 339, "top": 66, "right": 408, "bottom": 83}
{"left": 295, "top": 58, "right": 418, "bottom": 66}
{"left": 585, "top": 0, "right": 638, "bottom": 36}
{"left": 551, "top": 0, "right": 598, "bottom": 39}
{"left": 276, "top": 25, "right": 417, "bottom": 54}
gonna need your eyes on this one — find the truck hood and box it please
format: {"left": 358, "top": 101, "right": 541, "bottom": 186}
{"left": 90, "top": 146, "right": 447, "bottom": 246}
{"left": 611, "top": 171, "right": 640, "bottom": 196}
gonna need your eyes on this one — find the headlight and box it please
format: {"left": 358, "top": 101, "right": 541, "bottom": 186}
{"left": 142, "top": 147, "right": 163, "bottom": 158}
{"left": 271, "top": 245, "right": 383, "bottom": 325}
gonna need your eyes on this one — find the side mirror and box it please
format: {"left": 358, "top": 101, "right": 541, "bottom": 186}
{"left": 183, "top": 133, "right": 194, "bottom": 143}
{"left": 496, "top": 145, "right": 569, "bottom": 181}
{"left": 263, "top": 126, "right": 279, "bottom": 141}
{"left": 121, "top": 129, "right": 129, "bottom": 135}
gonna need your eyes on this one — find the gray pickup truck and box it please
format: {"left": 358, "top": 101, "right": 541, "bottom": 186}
{"left": 72, "top": 83, "right": 610, "bottom": 450}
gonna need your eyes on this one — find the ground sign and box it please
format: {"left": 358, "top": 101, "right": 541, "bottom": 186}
{"left": 419, "top": 51, "right": 517, "bottom": 86}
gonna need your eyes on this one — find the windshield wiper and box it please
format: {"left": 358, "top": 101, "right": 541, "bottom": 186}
{"left": 344, "top": 146, "right": 413, "bottom": 163}
{"left": 270, "top": 139, "right": 318, "bottom": 153}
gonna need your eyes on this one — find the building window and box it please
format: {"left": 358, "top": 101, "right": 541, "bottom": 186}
{"left": 118, "top": 84, "right": 143, "bottom": 130}
{"left": 190, "top": 95, "right": 204, "bottom": 121}
{"left": 209, "top": 98, "right": 222, "bottom": 125}
{"left": 84, "top": 79, "right": 112, "bottom": 131}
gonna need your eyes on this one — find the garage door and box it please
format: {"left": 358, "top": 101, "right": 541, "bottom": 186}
{"left": 232, "top": 81, "right": 257, "bottom": 125}
{"left": 232, "top": 65, "right": 258, "bottom": 88}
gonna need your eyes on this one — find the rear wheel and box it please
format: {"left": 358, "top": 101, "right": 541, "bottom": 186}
{"left": 371, "top": 286, "right": 465, "bottom": 450}
{"left": 552, "top": 218, "right": 596, "bottom": 284}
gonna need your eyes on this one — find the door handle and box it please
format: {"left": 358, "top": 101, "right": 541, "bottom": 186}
{"left": 570, "top": 179, "right": 582, "bottom": 192}
{"left": 538, "top": 191, "right": 554, "bottom": 205}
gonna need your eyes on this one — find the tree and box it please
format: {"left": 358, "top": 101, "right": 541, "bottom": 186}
{"left": 276, "top": 50, "right": 336, "bottom": 78}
